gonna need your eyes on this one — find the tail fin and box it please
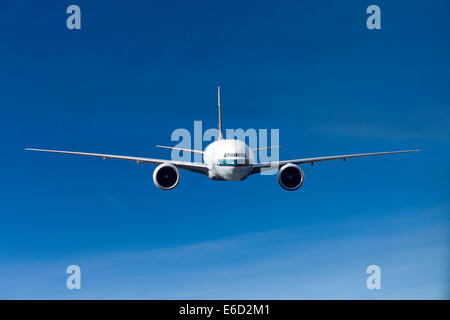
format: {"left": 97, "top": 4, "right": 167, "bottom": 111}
{"left": 218, "top": 85, "right": 223, "bottom": 140}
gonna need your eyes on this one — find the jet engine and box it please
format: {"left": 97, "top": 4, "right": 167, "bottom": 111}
{"left": 153, "top": 163, "right": 180, "bottom": 190}
{"left": 277, "top": 163, "right": 304, "bottom": 191}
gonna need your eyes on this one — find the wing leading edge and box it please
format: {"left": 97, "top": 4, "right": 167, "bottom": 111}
{"left": 25, "top": 148, "right": 209, "bottom": 175}
{"left": 250, "top": 149, "right": 420, "bottom": 174}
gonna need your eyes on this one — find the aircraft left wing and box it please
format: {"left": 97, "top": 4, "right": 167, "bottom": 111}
{"left": 25, "top": 148, "right": 209, "bottom": 175}
{"left": 250, "top": 150, "right": 420, "bottom": 174}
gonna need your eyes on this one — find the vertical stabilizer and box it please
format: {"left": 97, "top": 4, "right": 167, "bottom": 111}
{"left": 218, "top": 85, "right": 223, "bottom": 140}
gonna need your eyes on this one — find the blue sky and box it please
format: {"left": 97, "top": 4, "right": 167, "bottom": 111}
{"left": 0, "top": 0, "right": 448, "bottom": 299}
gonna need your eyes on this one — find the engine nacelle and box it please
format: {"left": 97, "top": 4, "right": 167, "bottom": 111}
{"left": 277, "top": 163, "right": 304, "bottom": 191}
{"left": 153, "top": 163, "right": 180, "bottom": 190}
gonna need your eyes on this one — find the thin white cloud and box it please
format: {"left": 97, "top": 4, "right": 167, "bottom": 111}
{"left": 0, "top": 206, "right": 448, "bottom": 299}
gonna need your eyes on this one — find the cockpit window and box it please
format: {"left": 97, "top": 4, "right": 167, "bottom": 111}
{"left": 217, "top": 158, "right": 249, "bottom": 166}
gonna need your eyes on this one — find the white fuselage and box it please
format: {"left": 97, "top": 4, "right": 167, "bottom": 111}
{"left": 203, "top": 139, "right": 254, "bottom": 180}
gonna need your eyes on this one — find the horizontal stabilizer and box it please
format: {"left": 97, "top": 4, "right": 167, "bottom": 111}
{"left": 155, "top": 145, "right": 204, "bottom": 154}
{"left": 252, "top": 146, "right": 280, "bottom": 152}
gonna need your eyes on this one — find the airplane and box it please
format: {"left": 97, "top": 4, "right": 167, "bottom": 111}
{"left": 25, "top": 86, "right": 420, "bottom": 191}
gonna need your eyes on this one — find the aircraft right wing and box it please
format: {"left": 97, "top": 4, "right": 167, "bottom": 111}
{"left": 25, "top": 148, "right": 209, "bottom": 175}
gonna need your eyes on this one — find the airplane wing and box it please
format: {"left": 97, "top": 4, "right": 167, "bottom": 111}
{"left": 25, "top": 148, "right": 209, "bottom": 175}
{"left": 250, "top": 150, "right": 420, "bottom": 174}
